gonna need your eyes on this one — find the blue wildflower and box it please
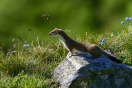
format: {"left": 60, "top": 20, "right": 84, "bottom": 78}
{"left": 125, "top": 17, "right": 129, "bottom": 20}
{"left": 121, "top": 21, "right": 125, "bottom": 24}
{"left": 99, "top": 42, "right": 104, "bottom": 45}
{"left": 129, "top": 17, "right": 132, "bottom": 21}
{"left": 100, "top": 38, "right": 106, "bottom": 45}
{"left": 104, "top": 38, "right": 106, "bottom": 40}
{"left": 24, "top": 44, "right": 29, "bottom": 47}
{"left": 102, "top": 38, "right": 106, "bottom": 42}
{"left": 102, "top": 40, "right": 105, "bottom": 42}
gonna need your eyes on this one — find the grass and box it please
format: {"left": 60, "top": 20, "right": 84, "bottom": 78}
{"left": 0, "top": 37, "right": 67, "bottom": 88}
{"left": 0, "top": 22, "right": 132, "bottom": 87}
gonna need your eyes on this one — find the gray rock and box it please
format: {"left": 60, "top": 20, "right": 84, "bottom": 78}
{"left": 52, "top": 54, "right": 132, "bottom": 88}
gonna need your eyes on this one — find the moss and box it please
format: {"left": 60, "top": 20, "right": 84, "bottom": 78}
{"left": 102, "top": 69, "right": 115, "bottom": 75}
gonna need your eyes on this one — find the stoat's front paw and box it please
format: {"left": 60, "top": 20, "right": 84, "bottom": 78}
{"left": 69, "top": 53, "right": 72, "bottom": 58}
{"left": 68, "top": 52, "right": 73, "bottom": 58}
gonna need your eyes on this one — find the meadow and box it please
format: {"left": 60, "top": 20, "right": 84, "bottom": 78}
{"left": 0, "top": 18, "right": 132, "bottom": 88}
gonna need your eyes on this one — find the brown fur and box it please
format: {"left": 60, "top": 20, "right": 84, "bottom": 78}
{"left": 49, "top": 28, "right": 122, "bottom": 63}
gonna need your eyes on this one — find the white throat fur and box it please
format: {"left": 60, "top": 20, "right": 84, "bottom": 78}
{"left": 56, "top": 34, "right": 70, "bottom": 51}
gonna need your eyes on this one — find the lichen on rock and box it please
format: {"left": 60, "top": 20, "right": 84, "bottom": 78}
{"left": 52, "top": 54, "right": 132, "bottom": 88}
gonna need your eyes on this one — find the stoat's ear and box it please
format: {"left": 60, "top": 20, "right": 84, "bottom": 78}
{"left": 54, "top": 28, "right": 62, "bottom": 31}
{"left": 53, "top": 28, "right": 58, "bottom": 33}
{"left": 54, "top": 28, "right": 58, "bottom": 30}
{"left": 53, "top": 28, "right": 63, "bottom": 33}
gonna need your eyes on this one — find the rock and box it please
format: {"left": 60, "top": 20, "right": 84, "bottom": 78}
{"left": 52, "top": 54, "right": 132, "bottom": 88}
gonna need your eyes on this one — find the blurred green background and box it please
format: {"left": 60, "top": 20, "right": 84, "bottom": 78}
{"left": 0, "top": 0, "right": 132, "bottom": 52}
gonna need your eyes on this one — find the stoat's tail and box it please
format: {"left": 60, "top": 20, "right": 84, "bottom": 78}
{"left": 101, "top": 51, "right": 122, "bottom": 63}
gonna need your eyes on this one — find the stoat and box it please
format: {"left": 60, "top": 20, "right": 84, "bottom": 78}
{"left": 49, "top": 28, "right": 122, "bottom": 63}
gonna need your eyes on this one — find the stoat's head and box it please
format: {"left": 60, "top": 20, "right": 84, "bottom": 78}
{"left": 48, "top": 28, "right": 64, "bottom": 37}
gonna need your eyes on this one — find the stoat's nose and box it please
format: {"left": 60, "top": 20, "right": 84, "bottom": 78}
{"left": 48, "top": 32, "right": 53, "bottom": 36}
{"left": 48, "top": 33, "right": 52, "bottom": 35}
